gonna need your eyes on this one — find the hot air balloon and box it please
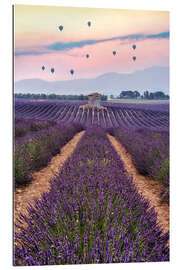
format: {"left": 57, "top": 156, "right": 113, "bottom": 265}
{"left": 51, "top": 68, "right": 55, "bottom": 73}
{"left": 70, "top": 69, "right": 74, "bottom": 75}
{"left": 132, "top": 56, "right": 136, "bottom": 61}
{"left": 58, "top": 25, "right": 63, "bottom": 31}
{"left": 132, "top": 44, "right": 136, "bottom": 50}
{"left": 87, "top": 21, "right": 91, "bottom": 27}
{"left": 113, "top": 51, "right": 116, "bottom": 56}
{"left": 86, "top": 54, "right": 90, "bottom": 58}
{"left": 42, "top": 66, "right": 45, "bottom": 71}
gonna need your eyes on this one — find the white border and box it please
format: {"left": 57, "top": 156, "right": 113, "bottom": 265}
{"left": 1, "top": 0, "right": 179, "bottom": 270}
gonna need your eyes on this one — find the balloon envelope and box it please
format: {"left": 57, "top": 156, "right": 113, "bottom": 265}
{"left": 51, "top": 68, "right": 55, "bottom": 73}
{"left": 42, "top": 66, "right": 45, "bottom": 71}
{"left": 132, "top": 44, "right": 136, "bottom": 50}
{"left": 70, "top": 69, "right": 74, "bottom": 75}
{"left": 88, "top": 21, "right": 91, "bottom": 27}
{"left": 59, "top": 25, "right": 63, "bottom": 31}
{"left": 86, "top": 54, "right": 89, "bottom": 58}
{"left": 132, "top": 56, "right": 136, "bottom": 61}
{"left": 113, "top": 51, "right": 116, "bottom": 55}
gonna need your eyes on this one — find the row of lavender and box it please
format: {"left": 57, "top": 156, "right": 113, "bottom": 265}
{"left": 15, "top": 118, "right": 57, "bottom": 138}
{"left": 15, "top": 100, "right": 169, "bottom": 129}
{"left": 102, "top": 101, "right": 169, "bottom": 112}
{"left": 14, "top": 127, "right": 169, "bottom": 266}
{"left": 14, "top": 122, "right": 84, "bottom": 187}
{"left": 15, "top": 98, "right": 169, "bottom": 112}
{"left": 107, "top": 127, "right": 169, "bottom": 203}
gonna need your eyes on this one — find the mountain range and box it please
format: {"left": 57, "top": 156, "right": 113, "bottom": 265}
{"left": 14, "top": 66, "right": 169, "bottom": 96}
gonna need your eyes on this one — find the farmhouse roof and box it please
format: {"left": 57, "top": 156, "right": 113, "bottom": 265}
{"left": 88, "top": 92, "right": 101, "bottom": 97}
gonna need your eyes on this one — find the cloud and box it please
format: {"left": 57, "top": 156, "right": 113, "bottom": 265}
{"left": 146, "top": 32, "right": 169, "bottom": 39}
{"left": 46, "top": 34, "right": 144, "bottom": 52}
{"left": 14, "top": 51, "right": 49, "bottom": 56}
{"left": 14, "top": 46, "right": 50, "bottom": 57}
{"left": 46, "top": 32, "right": 169, "bottom": 51}
{"left": 46, "top": 40, "right": 98, "bottom": 51}
{"left": 15, "top": 31, "right": 169, "bottom": 56}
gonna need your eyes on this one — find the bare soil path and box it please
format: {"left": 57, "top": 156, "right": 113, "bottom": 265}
{"left": 14, "top": 131, "right": 85, "bottom": 233}
{"left": 107, "top": 134, "right": 169, "bottom": 238}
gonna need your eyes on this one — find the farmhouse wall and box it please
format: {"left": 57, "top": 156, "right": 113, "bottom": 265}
{"left": 88, "top": 93, "right": 101, "bottom": 107}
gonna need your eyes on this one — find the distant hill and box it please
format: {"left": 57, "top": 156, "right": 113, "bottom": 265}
{"left": 14, "top": 66, "right": 169, "bottom": 96}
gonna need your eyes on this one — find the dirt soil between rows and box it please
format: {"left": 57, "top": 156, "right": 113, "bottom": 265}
{"left": 14, "top": 131, "right": 85, "bottom": 235}
{"left": 107, "top": 134, "right": 169, "bottom": 241}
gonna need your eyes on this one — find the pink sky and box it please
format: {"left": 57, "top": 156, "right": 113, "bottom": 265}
{"left": 14, "top": 5, "right": 169, "bottom": 82}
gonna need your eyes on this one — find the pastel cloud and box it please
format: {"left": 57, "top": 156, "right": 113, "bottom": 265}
{"left": 15, "top": 31, "right": 169, "bottom": 56}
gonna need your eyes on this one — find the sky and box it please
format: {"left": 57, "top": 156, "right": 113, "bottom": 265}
{"left": 14, "top": 4, "right": 169, "bottom": 82}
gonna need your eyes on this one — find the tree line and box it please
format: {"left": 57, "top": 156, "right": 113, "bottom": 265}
{"left": 14, "top": 93, "right": 108, "bottom": 101}
{"left": 15, "top": 91, "right": 169, "bottom": 101}
{"left": 110, "top": 90, "right": 169, "bottom": 100}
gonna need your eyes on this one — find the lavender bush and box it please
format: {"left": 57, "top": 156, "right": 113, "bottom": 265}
{"left": 14, "top": 127, "right": 169, "bottom": 266}
{"left": 15, "top": 118, "right": 56, "bottom": 138}
{"left": 107, "top": 127, "right": 169, "bottom": 203}
{"left": 14, "top": 122, "right": 84, "bottom": 187}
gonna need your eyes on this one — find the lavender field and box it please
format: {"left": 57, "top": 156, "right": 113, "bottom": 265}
{"left": 14, "top": 127, "right": 169, "bottom": 265}
{"left": 14, "top": 100, "right": 169, "bottom": 266}
{"left": 15, "top": 100, "right": 169, "bottom": 129}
